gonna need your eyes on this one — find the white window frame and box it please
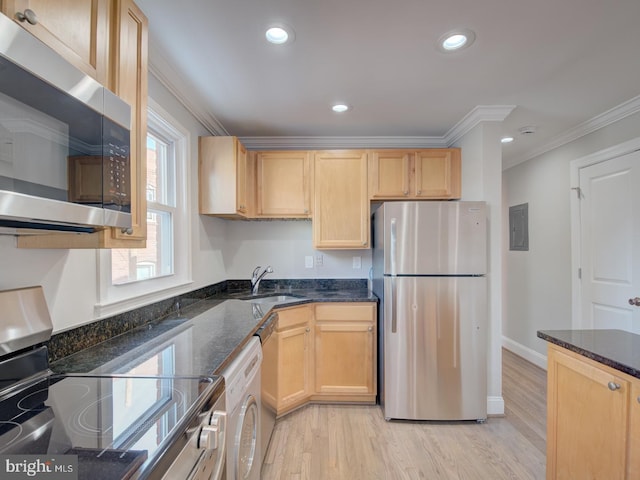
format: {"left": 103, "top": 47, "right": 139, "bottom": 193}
{"left": 95, "top": 98, "right": 193, "bottom": 317}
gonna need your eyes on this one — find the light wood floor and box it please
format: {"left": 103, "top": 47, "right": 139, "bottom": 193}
{"left": 261, "top": 348, "right": 547, "bottom": 480}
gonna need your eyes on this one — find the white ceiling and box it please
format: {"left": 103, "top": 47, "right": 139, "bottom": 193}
{"left": 136, "top": 0, "right": 640, "bottom": 168}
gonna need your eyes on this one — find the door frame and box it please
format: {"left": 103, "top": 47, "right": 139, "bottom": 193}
{"left": 570, "top": 136, "right": 640, "bottom": 329}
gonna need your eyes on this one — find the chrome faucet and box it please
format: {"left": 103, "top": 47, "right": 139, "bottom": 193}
{"left": 251, "top": 265, "right": 273, "bottom": 295}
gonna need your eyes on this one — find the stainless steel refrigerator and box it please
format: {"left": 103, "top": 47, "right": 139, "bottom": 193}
{"left": 372, "top": 201, "right": 487, "bottom": 421}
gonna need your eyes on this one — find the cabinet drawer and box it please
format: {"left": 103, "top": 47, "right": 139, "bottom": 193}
{"left": 315, "top": 303, "right": 375, "bottom": 321}
{"left": 276, "top": 305, "right": 313, "bottom": 330}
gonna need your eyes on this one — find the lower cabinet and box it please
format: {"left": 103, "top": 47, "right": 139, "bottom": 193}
{"left": 628, "top": 382, "right": 640, "bottom": 479}
{"left": 269, "top": 302, "right": 377, "bottom": 417}
{"left": 313, "top": 303, "right": 376, "bottom": 401}
{"left": 546, "top": 344, "right": 634, "bottom": 480}
{"left": 274, "top": 305, "right": 313, "bottom": 414}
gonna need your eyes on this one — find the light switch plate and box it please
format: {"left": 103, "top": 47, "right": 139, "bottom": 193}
{"left": 305, "top": 256, "right": 314, "bottom": 268}
{"left": 315, "top": 254, "right": 323, "bottom": 267}
{"left": 352, "top": 256, "right": 362, "bottom": 269}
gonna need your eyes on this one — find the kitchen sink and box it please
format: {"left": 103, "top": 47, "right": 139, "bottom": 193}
{"left": 244, "top": 295, "right": 301, "bottom": 305}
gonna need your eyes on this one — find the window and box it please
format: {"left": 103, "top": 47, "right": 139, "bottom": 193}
{"left": 97, "top": 99, "right": 192, "bottom": 314}
{"left": 112, "top": 132, "right": 176, "bottom": 285}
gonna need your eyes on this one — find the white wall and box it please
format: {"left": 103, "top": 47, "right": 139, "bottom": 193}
{"left": 0, "top": 74, "right": 228, "bottom": 333}
{"left": 503, "top": 110, "right": 640, "bottom": 365}
{"left": 454, "top": 121, "right": 504, "bottom": 415}
{"left": 222, "top": 219, "right": 372, "bottom": 280}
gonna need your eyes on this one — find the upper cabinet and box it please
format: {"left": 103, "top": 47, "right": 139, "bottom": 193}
{"left": 197, "top": 141, "right": 464, "bottom": 249}
{"left": 255, "top": 151, "right": 312, "bottom": 218}
{"left": 17, "top": 0, "right": 148, "bottom": 249}
{"left": 369, "top": 148, "right": 461, "bottom": 200}
{"left": 199, "top": 136, "right": 254, "bottom": 218}
{"left": 107, "top": 0, "right": 148, "bottom": 244}
{"left": 313, "top": 150, "right": 369, "bottom": 249}
{"left": 1, "top": 0, "right": 111, "bottom": 85}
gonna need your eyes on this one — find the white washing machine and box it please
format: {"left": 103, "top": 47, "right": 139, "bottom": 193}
{"left": 222, "top": 337, "right": 262, "bottom": 480}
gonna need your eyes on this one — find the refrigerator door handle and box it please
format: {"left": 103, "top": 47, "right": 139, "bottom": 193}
{"left": 390, "top": 218, "right": 397, "bottom": 276}
{"left": 391, "top": 276, "right": 397, "bottom": 333}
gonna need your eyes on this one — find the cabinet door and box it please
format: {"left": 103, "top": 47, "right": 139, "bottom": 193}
{"left": 546, "top": 346, "right": 629, "bottom": 480}
{"left": 414, "top": 149, "right": 461, "bottom": 199}
{"left": 256, "top": 151, "right": 311, "bottom": 217}
{"left": 368, "top": 150, "right": 411, "bottom": 199}
{"left": 199, "top": 136, "right": 252, "bottom": 217}
{"left": 275, "top": 306, "right": 313, "bottom": 414}
{"left": 314, "top": 303, "right": 376, "bottom": 396}
{"left": 2, "top": 0, "right": 110, "bottom": 85}
{"left": 313, "top": 150, "right": 369, "bottom": 249}
{"left": 109, "top": 0, "right": 147, "bottom": 243}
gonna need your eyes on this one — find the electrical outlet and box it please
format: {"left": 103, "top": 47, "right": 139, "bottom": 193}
{"left": 315, "top": 254, "right": 324, "bottom": 267}
{"left": 305, "top": 256, "right": 314, "bottom": 268}
{"left": 352, "top": 256, "right": 362, "bottom": 269}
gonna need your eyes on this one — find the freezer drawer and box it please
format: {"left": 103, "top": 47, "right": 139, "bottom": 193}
{"left": 382, "top": 276, "right": 487, "bottom": 421}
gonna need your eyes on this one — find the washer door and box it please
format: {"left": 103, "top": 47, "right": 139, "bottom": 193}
{"left": 234, "top": 394, "right": 259, "bottom": 479}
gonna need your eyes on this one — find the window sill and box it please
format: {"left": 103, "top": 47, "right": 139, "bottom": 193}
{"left": 94, "top": 280, "right": 194, "bottom": 319}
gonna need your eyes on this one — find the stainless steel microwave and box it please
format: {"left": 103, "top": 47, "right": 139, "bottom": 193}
{"left": 0, "top": 13, "right": 131, "bottom": 234}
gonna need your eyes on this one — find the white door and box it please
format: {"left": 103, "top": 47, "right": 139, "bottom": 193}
{"left": 579, "top": 149, "right": 640, "bottom": 333}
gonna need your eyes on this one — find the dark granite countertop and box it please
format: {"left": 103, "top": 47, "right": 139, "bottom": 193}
{"left": 51, "top": 284, "right": 377, "bottom": 377}
{"left": 538, "top": 329, "right": 640, "bottom": 379}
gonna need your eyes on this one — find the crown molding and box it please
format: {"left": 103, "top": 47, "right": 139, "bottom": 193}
{"left": 147, "top": 37, "right": 228, "bottom": 136}
{"left": 240, "top": 106, "right": 516, "bottom": 150}
{"left": 239, "top": 136, "right": 447, "bottom": 150}
{"left": 444, "top": 105, "right": 516, "bottom": 146}
{"left": 504, "top": 94, "right": 640, "bottom": 169}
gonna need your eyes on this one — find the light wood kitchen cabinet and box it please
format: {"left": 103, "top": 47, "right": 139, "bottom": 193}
{"left": 414, "top": 149, "right": 461, "bottom": 198}
{"left": 18, "top": 0, "right": 148, "bottom": 249}
{"left": 313, "top": 303, "right": 376, "bottom": 402}
{"left": 269, "top": 301, "right": 377, "bottom": 416}
{"left": 1, "top": 0, "right": 111, "bottom": 86}
{"left": 199, "top": 136, "right": 254, "bottom": 218}
{"left": 274, "top": 305, "right": 314, "bottom": 415}
{"left": 628, "top": 382, "right": 640, "bottom": 478}
{"left": 255, "top": 151, "right": 312, "bottom": 218}
{"left": 313, "top": 150, "right": 369, "bottom": 249}
{"left": 546, "top": 344, "right": 631, "bottom": 480}
{"left": 369, "top": 148, "right": 461, "bottom": 200}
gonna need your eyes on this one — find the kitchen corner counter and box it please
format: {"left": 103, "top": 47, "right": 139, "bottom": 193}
{"left": 51, "top": 283, "right": 377, "bottom": 378}
{"left": 538, "top": 329, "right": 640, "bottom": 380}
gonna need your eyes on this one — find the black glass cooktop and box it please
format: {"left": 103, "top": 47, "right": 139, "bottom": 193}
{"left": 0, "top": 373, "right": 220, "bottom": 479}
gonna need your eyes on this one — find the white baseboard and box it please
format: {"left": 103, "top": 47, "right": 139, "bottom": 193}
{"left": 487, "top": 396, "right": 505, "bottom": 416}
{"left": 502, "top": 336, "right": 548, "bottom": 370}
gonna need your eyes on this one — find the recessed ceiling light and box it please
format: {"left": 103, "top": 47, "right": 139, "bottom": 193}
{"left": 437, "top": 29, "right": 476, "bottom": 53}
{"left": 501, "top": 136, "right": 514, "bottom": 144}
{"left": 265, "top": 25, "right": 295, "bottom": 45}
{"left": 331, "top": 104, "right": 350, "bottom": 113}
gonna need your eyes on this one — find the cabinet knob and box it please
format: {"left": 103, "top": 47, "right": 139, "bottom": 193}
{"left": 403, "top": 191, "right": 409, "bottom": 196}
{"left": 16, "top": 9, "right": 38, "bottom": 25}
{"left": 629, "top": 297, "right": 640, "bottom": 306}
{"left": 608, "top": 381, "right": 621, "bottom": 391}
{"left": 121, "top": 227, "right": 134, "bottom": 235}
{"left": 305, "top": 327, "right": 310, "bottom": 333}
{"left": 367, "top": 326, "right": 373, "bottom": 332}
{"left": 416, "top": 190, "right": 422, "bottom": 195}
